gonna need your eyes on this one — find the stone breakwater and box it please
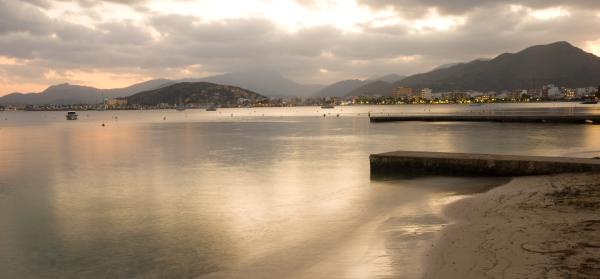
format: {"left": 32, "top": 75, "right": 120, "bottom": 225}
{"left": 370, "top": 151, "right": 600, "bottom": 176}
{"left": 370, "top": 115, "right": 600, "bottom": 124}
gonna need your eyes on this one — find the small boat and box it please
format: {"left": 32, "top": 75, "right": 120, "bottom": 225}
{"left": 206, "top": 106, "right": 217, "bottom": 111}
{"left": 66, "top": 111, "right": 78, "bottom": 120}
{"left": 581, "top": 100, "right": 598, "bottom": 104}
{"left": 176, "top": 105, "right": 186, "bottom": 111}
{"left": 321, "top": 104, "right": 335, "bottom": 109}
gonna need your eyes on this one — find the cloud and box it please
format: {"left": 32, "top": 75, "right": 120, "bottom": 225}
{"left": 0, "top": 0, "right": 600, "bottom": 94}
{"left": 358, "top": 0, "right": 600, "bottom": 16}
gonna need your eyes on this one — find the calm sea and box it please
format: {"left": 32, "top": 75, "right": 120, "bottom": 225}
{"left": 1, "top": 104, "right": 599, "bottom": 278}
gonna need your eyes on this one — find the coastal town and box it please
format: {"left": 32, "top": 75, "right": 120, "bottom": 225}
{"left": 1, "top": 84, "right": 599, "bottom": 111}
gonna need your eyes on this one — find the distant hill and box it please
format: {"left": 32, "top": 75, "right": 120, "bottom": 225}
{"left": 346, "top": 80, "right": 395, "bottom": 97}
{"left": 315, "top": 74, "right": 405, "bottom": 97}
{"left": 398, "top": 42, "right": 600, "bottom": 91}
{"left": 185, "top": 71, "right": 324, "bottom": 97}
{"left": 0, "top": 79, "right": 171, "bottom": 105}
{"left": 127, "top": 82, "right": 266, "bottom": 106}
{"left": 313, "top": 79, "right": 366, "bottom": 97}
{"left": 0, "top": 84, "right": 101, "bottom": 105}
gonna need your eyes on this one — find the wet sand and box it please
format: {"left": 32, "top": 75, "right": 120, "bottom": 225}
{"left": 426, "top": 173, "right": 600, "bottom": 278}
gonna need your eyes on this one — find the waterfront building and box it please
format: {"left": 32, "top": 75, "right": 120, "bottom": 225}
{"left": 546, "top": 85, "right": 562, "bottom": 99}
{"left": 157, "top": 103, "right": 171, "bottom": 109}
{"left": 105, "top": 98, "right": 128, "bottom": 109}
{"left": 576, "top": 87, "right": 598, "bottom": 97}
{"left": 393, "top": 87, "right": 414, "bottom": 99}
{"left": 421, "top": 88, "right": 433, "bottom": 100}
{"left": 474, "top": 94, "right": 493, "bottom": 102}
{"left": 562, "top": 88, "right": 577, "bottom": 99}
{"left": 441, "top": 91, "right": 468, "bottom": 101}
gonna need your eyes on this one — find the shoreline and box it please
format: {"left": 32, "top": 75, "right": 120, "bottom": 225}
{"left": 425, "top": 173, "right": 600, "bottom": 278}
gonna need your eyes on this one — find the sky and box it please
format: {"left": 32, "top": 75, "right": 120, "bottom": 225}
{"left": 1, "top": 0, "right": 600, "bottom": 95}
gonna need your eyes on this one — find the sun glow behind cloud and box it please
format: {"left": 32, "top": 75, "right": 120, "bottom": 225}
{"left": 585, "top": 39, "right": 600, "bottom": 57}
{"left": 530, "top": 7, "right": 570, "bottom": 20}
{"left": 510, "top": 5, "right": 571, "bottom": 21}
{"left": 411, "top": 9, "right": 465, "bottom": 33}
{"left": 146, "top": 0, "right": 402, "bottom": 32}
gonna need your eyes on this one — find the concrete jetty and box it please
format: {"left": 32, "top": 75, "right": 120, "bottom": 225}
{"left": 370, "top": 151, "right": 600, "bottom": 176}
{"left": 369, "top": 115, "right": 600, "bottom": 124}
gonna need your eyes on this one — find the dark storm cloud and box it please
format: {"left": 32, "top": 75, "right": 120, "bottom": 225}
{"left": 1, "top": 0, "right": 600, "bottom": 92}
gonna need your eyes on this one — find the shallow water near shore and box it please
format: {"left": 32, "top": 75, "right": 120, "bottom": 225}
{"left": 2, "top": 105, "right": 600, "bottom": 278}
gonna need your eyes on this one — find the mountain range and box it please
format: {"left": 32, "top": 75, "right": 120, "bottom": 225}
{"left": 0, "top": 72, "right": 324, "bottom": 105}
{"left": 397, "top": 42, "right": 600, "bottom": 92}
{"left": 2, "top": 41, "right": 600, "bottom": 105}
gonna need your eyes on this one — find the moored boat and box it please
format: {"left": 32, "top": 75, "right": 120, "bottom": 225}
{"left": 581, "top": 100, "right": 598, "bottom": 104}
{"left": 321, "top": 104, "right": 335, "bottom": 109}
{"left": 66, "top": 111, "right": 78, "bottom": 120}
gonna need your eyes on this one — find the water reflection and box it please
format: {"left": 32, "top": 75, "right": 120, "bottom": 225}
{"left": 1, "top": 108, "right": 600, "bottom": 278}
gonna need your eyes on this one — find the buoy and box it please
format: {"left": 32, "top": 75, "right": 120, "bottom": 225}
{"left": 101, "top": 123, "right": 105, "bottom": 127}
{"left": 163, "top": 116, "right": 166, "bottom": 120}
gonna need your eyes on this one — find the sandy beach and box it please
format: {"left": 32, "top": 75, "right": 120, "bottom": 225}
{"left": 426, "top": 173, "right": 600, "bottom": 278}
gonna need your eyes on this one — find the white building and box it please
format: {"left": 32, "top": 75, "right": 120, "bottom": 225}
{"left": 421, "top": 88, "right": 433, "bottom": 100}
{"left": 547, "top": 85, "right": 562, "bottom": 99}
{"left": 576, "top": 87, "right": 598, "bottom": 97}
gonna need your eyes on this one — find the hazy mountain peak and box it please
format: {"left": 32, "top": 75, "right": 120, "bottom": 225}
{"left": 313, "top": 79, "right": 366, "bottom": 97}
{"left": 315, "top": 73, "right": 406, "bottom": 97}
{"left": 371, "top": 73, "right": 406, "bottom": 83}
{"left": 346, "top": 80, "right": 395, "bottom": 97}
{"left": 187, "top": 71, "right": 324, "bottom": 97}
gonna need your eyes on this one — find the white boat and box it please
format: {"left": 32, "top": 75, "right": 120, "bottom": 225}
{"left": 66, "top": 111, "right": 78, "bottom": 120}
